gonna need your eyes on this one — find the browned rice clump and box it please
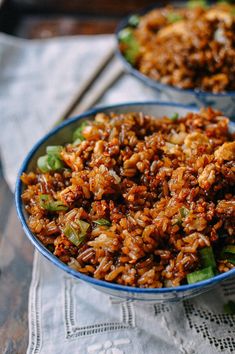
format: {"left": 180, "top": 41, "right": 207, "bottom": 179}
{"left": 21, "top": 108, "right": 235, "bottom": 288}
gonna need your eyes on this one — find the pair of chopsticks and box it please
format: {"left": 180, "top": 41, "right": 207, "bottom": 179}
{"left": 58, "top": 47, "right": 124, "bottom": 122}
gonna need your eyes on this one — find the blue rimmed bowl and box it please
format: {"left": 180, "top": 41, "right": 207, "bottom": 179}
{"left": 116, "top": 6, "right": 235, "bottom": 120}
{"left": 15, "top": 102, "right": 235, "bottom": 302}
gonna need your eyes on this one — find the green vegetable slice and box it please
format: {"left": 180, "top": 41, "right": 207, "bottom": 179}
{"left": 221, "top": 245, "right": 235, "bottom": 264}
{"left": 128, "top": 14, "right": 140, "bottom": 27}
{"left": 170, "top": 113, "right": 179, "bottom": 121}
{"left": 187, "top": 0, "right": 208, "bottom": 8}
{"left": 64, "top": 224, "right": 83, "bottom": 247}
{"left": 39, "top": 194, "right": 68, "bottom": 211}
{"left": 76, "top": 220, "right": 90, "bottom": 235}
{"left": 179, "top": 206, "right": 189, "bottom": 218}
{"left": 37, "top": 155, "right": 51, "bottom": 172}
{"left": 73, "top": 138, "right": 83, "bottom": 146}
{"left": 200, "top": 247, "right": 216, "bottom": 269}
{"left": 224, "top": 300, "right": 235, "bottom": 314}
{"left": 63, "top": 220, "right": 90, "bottom": 247}
{"left": 173, "top": 206, "right": 189, "bottom": 226}
{"left": 37, "top": 153, "right": 64, "bottom": 173}
{"left": 47, "top": 155, "right": 64, "bottom": 170}
{"left": 187, "top": 266, "right": 214, "bottom": 284}
{"left": 46, "top": 145, "right": 63, "bottom": 158}
{"left": 119, "top": 28, "right": 140, "bottom": 65}
{"left": 166, "top": 12, "right": 183, "bottom": 23}
{"left": 118, "top": 28, "right": 133, "bottom": 42}
{"left": 222, "top": 245, "right": 235, "bottom": 254}
{"left": 73, "top": 121, "right": 89, "bottom": 142}
{"left": 93, "top": 218, "right": 111, "bottom": 226}
{"left": 125, "top": 44, "right": 140, "bottom": 65}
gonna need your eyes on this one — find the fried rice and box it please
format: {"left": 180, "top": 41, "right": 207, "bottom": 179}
{"left": 21, "top": 108, "right": 235, "bottom": 288}
{"left": 119, "top": 2, "right": 235, "bottom": 93}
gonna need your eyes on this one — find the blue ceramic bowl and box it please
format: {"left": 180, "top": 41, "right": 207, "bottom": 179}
{"left": 15, "top": 102, "right": 235, "bottom": 302}
{"left": 116, "top": 7, "right": 235, "bottom": 120}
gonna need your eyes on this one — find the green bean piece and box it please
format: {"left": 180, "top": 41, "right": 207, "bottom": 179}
{"left": 187, "top": 266, "right": 214, "bottom": 284}
{"left": 200, "top": 247, "right": 216, "bottom": 269}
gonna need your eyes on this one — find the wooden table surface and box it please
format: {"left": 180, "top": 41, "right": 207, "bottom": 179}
{"left": 0, "top": 166, "right": 34, "bottom": 354}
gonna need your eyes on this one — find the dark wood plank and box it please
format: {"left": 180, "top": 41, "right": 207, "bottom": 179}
{"left": 0, "top": 172, "right": 34, "bottom": 354}
{"left": 17, "top": 15, "right": 118, "bottom": 39}
{"left": 10, "top": 0, "right": 166, "bottom": 16}
{"left": 1, "top": 0, "right": 175, "bottom": 39}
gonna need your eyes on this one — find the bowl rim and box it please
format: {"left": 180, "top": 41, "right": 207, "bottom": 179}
{"left": 15, "top": 101, "right": 235, "bottom": 294}
{"left": 115, "top": 4, "right": 235, "bottom": 98}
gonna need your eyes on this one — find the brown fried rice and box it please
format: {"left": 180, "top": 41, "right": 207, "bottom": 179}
{"left": 21, "top": 108, "right": 235, "bottom": 288}
{"left": 119, "top": 2, "right": 235, "bottom": 93}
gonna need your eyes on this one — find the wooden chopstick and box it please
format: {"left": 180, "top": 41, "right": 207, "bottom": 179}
{"left": 58, "top": 46, "right": 116, "bottom": 122}
{"left": 69, "top": 56, "right": 124, "bottom": 117}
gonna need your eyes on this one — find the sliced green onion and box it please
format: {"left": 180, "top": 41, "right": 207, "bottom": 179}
{"left": 174, "top": 206, "right": 189, "bottom": 226}
{"left": 37, "top": 155, "right": 51, "bottom": 172}
{"left": 39, "top": 194, "right": 68, "bottom": 211}
{"left": 119, "top": 28, "right": 140, "bottom": 65}
{"left": 93, "top": 218, "right": 111, "bottom": 226}
{"left": 63, "top": 224, "right": 84, "bottom": 247}
{"left": 73, "top": 138, "right": 83, "bottom": 146}
{"left": 166, "top": 12, "right": 183, "bottom": 23}
{"left": 46, "top": 145, "right": 63, "bottom": 158}
{"left": 222, "top": 245, "right": 235, "bottom": 254}
{"left": 128, "top": 14, "right": 140, "bottom": 27}
{"left": 187, "top": 266, "right": 214, "bottom": 284}
{"left": 170, "top": 113, "right": 179, "bottom": 122}
{"left": 224, "top": 301, "right": 235, "bottom": 314}
{"left": 200, "top": 247, "right": 216, "bottom": 269}
{"left": 179, "top": 206, "right": 189, "bottom": 218}
{"left": 118, "top": 28, "right": 133, "bottom": 42}
{"left": 187, "top": 0, "right": 208, "bottom": 9}
{"left": 47, "top": 155, "right": 64, "bottom": 170}
{"left": 125, "top": 44, "right": 140, "bottom": 65}
{"left": 73, "top": 121, "right": 89, "bottom": 142}
{"left": 63, "top": 220, "right": 90, "bottom": 247}
{"left": 76, "top": 220, "right": 90, "bottom": 236}
{"left": 37, "top": 153, "right": 64, "bottom": 173}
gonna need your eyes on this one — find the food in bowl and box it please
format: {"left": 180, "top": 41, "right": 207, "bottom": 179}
{"left": 118, "top": 1, "right": 235, "bottom": 93}
{"left": 21, "top": 108, "right": 235, "bottom": 288}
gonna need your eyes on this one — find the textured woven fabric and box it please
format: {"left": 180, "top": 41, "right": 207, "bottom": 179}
{"left": 0, "top": 33, "right": 234, "bottom": 354}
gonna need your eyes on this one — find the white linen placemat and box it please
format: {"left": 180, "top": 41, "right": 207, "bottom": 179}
{"left": 0, "top": 33, "right": 234, "bottom": 354}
